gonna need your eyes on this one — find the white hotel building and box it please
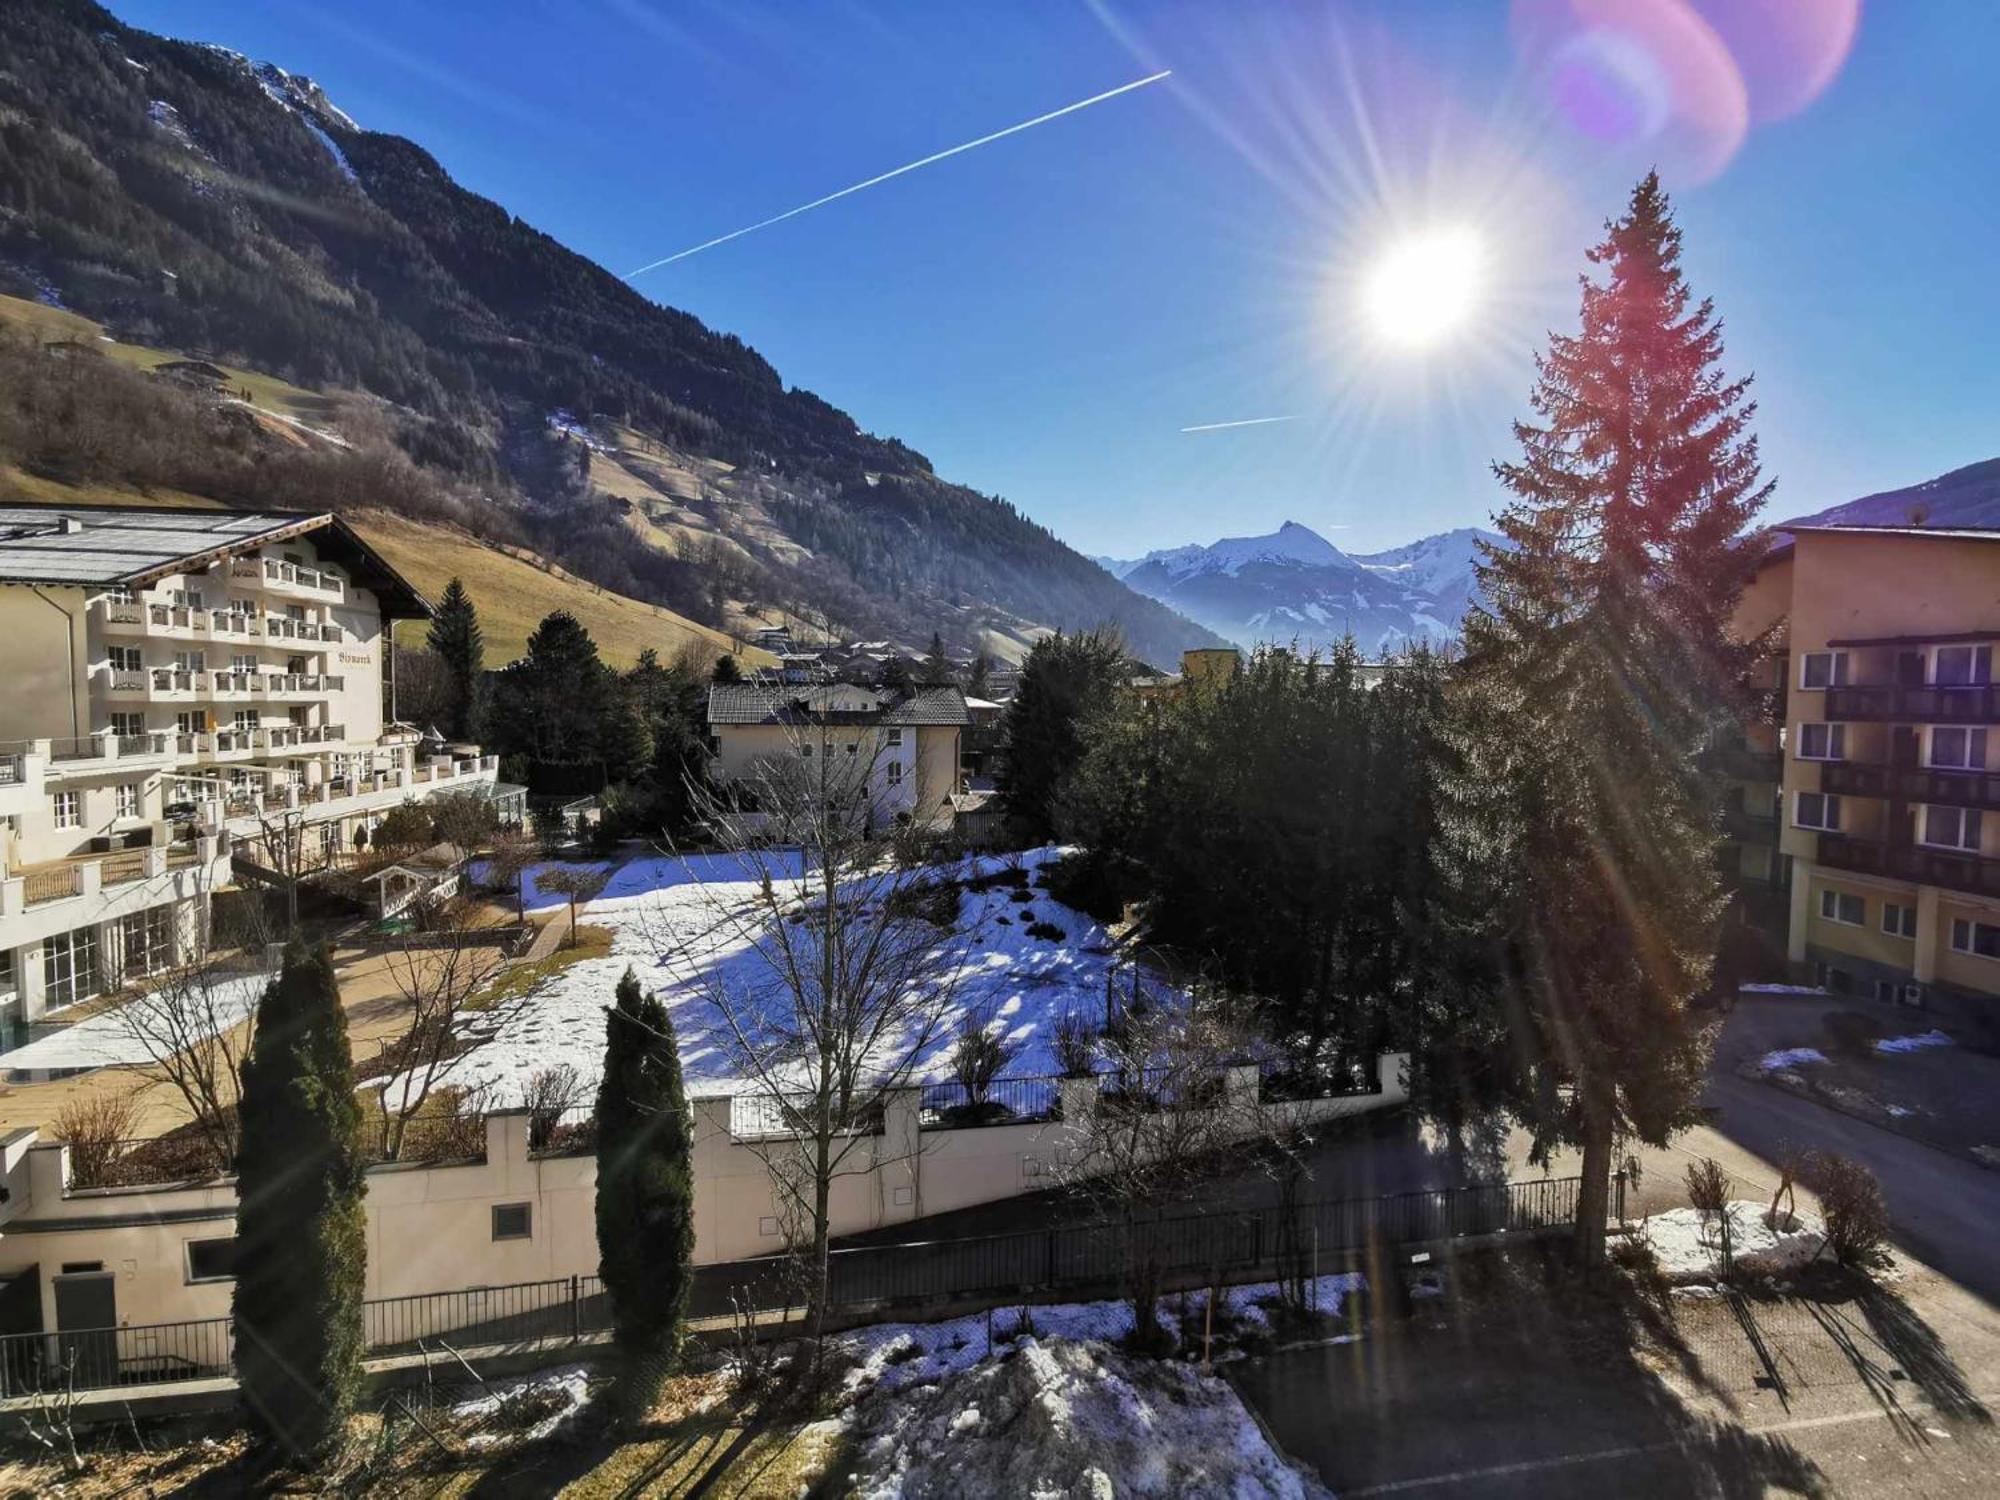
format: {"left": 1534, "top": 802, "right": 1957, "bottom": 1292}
{"left": 0, "top": 504, "right": 497, "bottom": 1033}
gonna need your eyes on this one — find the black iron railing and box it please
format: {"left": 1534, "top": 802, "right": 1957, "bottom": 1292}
{"left": 0, "top": 1176, "right": 1584, "bottom": 1397}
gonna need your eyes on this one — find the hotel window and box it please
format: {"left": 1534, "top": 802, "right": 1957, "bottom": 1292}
{"left": 231, "top": 653, "right": 257, "bottom": 674}
{"left": 885, "top": 728, "right": 904, "bottom": 746}
{"left": 185, "top": 1236, "right": 237, "bottom": 1283}
{"left": 1933, "top": 645, "right": 1993, "bottom": 687}
{"left": 1799, "top": 651, "right": 1849, "bottom": 690}
{"left": 174, "top": 650, "right": 205, "bottom": 672}
{"left": 110, "top": 712, "right": 144, "bottom": 737}
{"left": 43, "top": 928, "right": 98, "bottom": 1009}
{"left": 114, "top": 783, "right": 141, "bottom": 819}
{"left": 1951, "top": 918, "right": 2000, "bottom": 960}
{"left": 51, "top": 790, "right": 80, "bottom": 829}
{"left": 172, "top": 588, "right": 205, "bottom": 610}
{"left": 1882, "top": 902, "right": 1918, "bottom": 939}
{"left": 1922, "top": 805, "right": 1982, "bottom": 852}
{"left": 1931, "top": 727, "right": 1988, "bottom": 771}
{"left": 491, "top": 1203, "right": 532, "bottom": 1241}
{"left": 234, "top": 710, "right": 258, "bottom": 733}
{"left": 108, "top": 645, "right": 143, "bottom": 672}
{"left": 1819, "top": 889, "right": 1865, "bottom": 926}
{"left": 1796, "top": 724, "right": 1845, "bottom": 761}
{"left": 122, "top": 906, "right": 173, "bottom": 976}
{"left": 1794, "top": 791, "right": 1841, "bottom": 831}
{"left": 176, "top": 711, "right": 202, "bottom": 736}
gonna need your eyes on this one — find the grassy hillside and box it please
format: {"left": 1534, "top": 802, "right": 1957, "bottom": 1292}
{"left": 0, "top": 469, "right": 761, "bottom": 670}
{"left": 352, "top": 510, "right": 766, "bottom": 669}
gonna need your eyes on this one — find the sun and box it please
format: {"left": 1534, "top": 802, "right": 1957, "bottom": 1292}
{"left": 1361, "top": 228, "right": 1484, "bottom": 350}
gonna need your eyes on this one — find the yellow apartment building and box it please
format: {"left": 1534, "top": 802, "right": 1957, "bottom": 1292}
{"left": 1737, "top": 524, "right": 2000, "bottom": 1034}
{"left": 706, "top": 682, "right": 966, "bottom": 833}
{"left": 0, "top": 504, "right": 498, "bottom": 1033}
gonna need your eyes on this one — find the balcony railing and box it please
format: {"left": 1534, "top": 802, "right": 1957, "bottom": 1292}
{"left": 1819, "top": 761, "right": 1886, "bottom": 798}
{"left": 1897, "top": 766, "right": 2000, "bottom": 813}
{"left": 1721, "top": 801, "right": 1779, "bottom": 844}
{"left": 234, "top": 558, "right": 346, "bottom": 599}
{"left": 1825, "top": 683, "right": 2000, "bottom": 724}
{"left": 1818, "top": 832, "right": 2000, "bottom": 901}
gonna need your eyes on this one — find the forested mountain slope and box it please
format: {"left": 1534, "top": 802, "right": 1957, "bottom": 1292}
{"left": 0, "top": 0, "right": 1222, "bottom": 664}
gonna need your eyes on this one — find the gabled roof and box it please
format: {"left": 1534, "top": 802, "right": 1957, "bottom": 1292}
{"left": 708, "top": 684, "right": 968, "bottom": 728}
{"left": 0, "top": 503, "right": 432, "bottom": 618}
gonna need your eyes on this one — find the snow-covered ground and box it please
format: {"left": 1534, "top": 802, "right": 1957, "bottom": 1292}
{"left": 435, "top": 847, "right": 1147, "bottom": 1107}
{"left": 1875, "top": 1029, "right": 1954, "bottom": 1054}
{"left": 0, "top": 972, "right": 266, "bottom": 1071}
{"left": 838, "top": 1279, "right": 1357, "bottom": 1499}
{"left": 1637, "top": 1202, "right": 1826, "bottom": 1283}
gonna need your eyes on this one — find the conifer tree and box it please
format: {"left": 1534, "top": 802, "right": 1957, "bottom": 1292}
{"left": 999, "top": 629, "right": 1128, "bottom": 841}
{"left": 1439, "top": 174, "right": 1769, "bottom": 1261}
{"left": 427, "top": 577, "right": 485, "bottom": 742}
{"left": 921, "top": 631, "right": 953, "bottom": 686}
{"left": 711, "top": 652, "right": 743, "bottom": 684}
{"left": 967, "top": 650, "right": 993, "bottom": 700}
{"left": 232, "top": 944, "right": 367, "bottom": 1466}
{"left": 595, "top": 968, "right": 695, "bottom": 1424}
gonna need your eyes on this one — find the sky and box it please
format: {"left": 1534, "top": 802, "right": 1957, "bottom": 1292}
{"left": 113, "top": 1, "right": 2000, "bottom": 559}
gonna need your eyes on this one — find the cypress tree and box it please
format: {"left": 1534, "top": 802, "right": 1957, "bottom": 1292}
{"left": 1440, "top": 174, "right": 1768, "bottom": 1262}
{"left": 427, "top": 577, "right": 485, "bottom": 742}
{"left": 595, "top": 968, "right": 696, "bottom": 1423}
{"left": 232, "top": 943, "right": 367, "bottom": 1466}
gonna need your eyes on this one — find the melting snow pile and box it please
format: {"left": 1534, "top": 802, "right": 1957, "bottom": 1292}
{"left": 1758, "top": 1047, "right": 1828, "bottom": 1073}
{"left": 1875, "top": 1029, "right": 1954, "bottom": 1054}
{"left": 1638, "top": 1202, "right": 1825, "bottom": 1283}
{"left": 451, "top": 1363, "right": 592, "bottom": 1449}
{"left": 836, "top": 1282, "right": 1354, "bottom": 1500}
{"left": 848, "top": 1337, "right": 1329, "bottom": 1500}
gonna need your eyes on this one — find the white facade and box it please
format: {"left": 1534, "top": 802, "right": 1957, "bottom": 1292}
{"left": 0, "top": 508, "right": 497, "bottom": 1032}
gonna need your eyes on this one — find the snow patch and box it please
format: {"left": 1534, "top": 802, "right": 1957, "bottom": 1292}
{"left": 1758, "top": 1047, "right": 1828, "bottom": 1072}
{"left": 1637, "top": 1203, "right": 1826, "bottom": 1283}
{"left": 409, "top": 847, "right": 1145, "bottom": 1108}
{"left": 1739, "top": 983, "right": 1830, "bottom": 996}
{"left": 0, "top": 972, "right": 267, "bottom": 1071}
{"left": 1874, "top": 1029, "right": 1954, "bottom": 1055}
{"left": 451, "top": 1364, "right": 593, "bottom": 1449}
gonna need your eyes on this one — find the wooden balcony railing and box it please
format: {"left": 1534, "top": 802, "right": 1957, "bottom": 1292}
{"left": 1818, "top": 832, "right": 2000, "bottom": 900}
{"left": 1825, "top": 683, "right": 2000, "bottom": 724}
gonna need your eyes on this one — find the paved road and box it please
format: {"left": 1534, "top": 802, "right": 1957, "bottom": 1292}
{"left": 1695, "top": 1070, "right": 2000, "bottom": 1304}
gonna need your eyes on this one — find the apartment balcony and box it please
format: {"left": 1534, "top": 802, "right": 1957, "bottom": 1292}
{"left": 1702, "top": 740, "right": 1783, "bottom": 782}
{"left": 0, "top": 838, "right": 227, "bottom": 944}
{"left": 1895, "top": 766, "right": 2000, "bottom": 813}
{"left": 256, "top": 672, "right": 346, "bottom": 699}
{"left": 1825, "top": 683, "right": 2000, "bottom": 724}
{"left": 230, "top": 557, "right": 347, "bottom": 602}
{"left": 1721, "top": 801, "right": 1779, "bottom": 845}
{"left": 254, "top": 724, "right": 347, "bottom": 754}
{"left": 1819, "top": 761, "right": 1887, "bottom": 799}
{"left": 261, "top": 616, "right": 344, "bottom": 644}
{"left": 26, "top": 732, "right": 178, "bottom": 780}
{"left": 1817, "top": 832, "right": 2000, "bottom": 901}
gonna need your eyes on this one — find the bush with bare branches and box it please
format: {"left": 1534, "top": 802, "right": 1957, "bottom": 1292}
{"left": 52, "top": 1091, "right": 141, "bottom": 1189}
{"left": 1803, "top": 1151, "right": 1891, "bottom": 1270}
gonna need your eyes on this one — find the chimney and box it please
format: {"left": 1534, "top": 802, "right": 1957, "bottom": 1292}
{"left": 58, "top": 516, "right": 83, "bottom": 535}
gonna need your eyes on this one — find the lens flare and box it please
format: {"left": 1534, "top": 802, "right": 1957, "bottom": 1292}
{"left": 1362, "top": 229, "right": 1484, "bottom": 350}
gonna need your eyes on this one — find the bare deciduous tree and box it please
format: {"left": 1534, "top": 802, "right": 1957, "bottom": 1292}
{"left": 539, "top": 865, "right": 610, "bottom": 948}
{"left": 51, "top": 1090, "right": 142, "bottom": 1190}
{"left": 657, "top": 718, "right": 974, "bottom": 1344}
{"left": 370, "top": 896, "right": 509, "bottom": 1160}
{"left": 110, "top": 961, "right": 260, "bottom": 1174}
{"left": 483, "top": 826, "right": 540, "bottom": 922}
{"left": 1052, "top": 995, "right": 1263, "bottom": 1351}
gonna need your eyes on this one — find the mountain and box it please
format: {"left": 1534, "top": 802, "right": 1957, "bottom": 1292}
{"left": 1779, "top": 457, "right": 2000, "bottom": 530}
{"left": 0, "top": 0, "right": 1224, "bottom": 666}
{"left": 1101, "top": 521, "right": 1501, "bottom": 656}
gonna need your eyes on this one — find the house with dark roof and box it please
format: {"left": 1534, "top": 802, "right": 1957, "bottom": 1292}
{"left": 705, "top": 683, "right": 968, "bottom": 833}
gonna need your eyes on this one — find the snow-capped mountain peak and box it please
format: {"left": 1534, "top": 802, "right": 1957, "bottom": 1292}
{"left": 1104, "top": 521, "right": 1504, "bottom": 656}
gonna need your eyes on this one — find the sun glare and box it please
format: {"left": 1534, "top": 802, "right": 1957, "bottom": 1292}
{"left": 1362, "top": 228, "right": 1484, "bottom": 350}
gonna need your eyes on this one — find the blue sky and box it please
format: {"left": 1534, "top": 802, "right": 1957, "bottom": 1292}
{"left": 116, "top": 1, "right": 2000, "bottom": 558}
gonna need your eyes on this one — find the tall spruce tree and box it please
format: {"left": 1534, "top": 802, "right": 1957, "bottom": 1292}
{"left": 1439, "top": 174, "right": 1768, "bottom": 1261}
{"left": 999, "top": 629, "right": 1129, "bottom": 841}
{"left": 232, "top": 944, "right": 367, "bottom": 1466}
{"left": 596, "top": 968, "right": 696, "bottom": 1423}
{"left": 427, "top": 577, "right": 485, "bottom": 742}
{"left": 921, "top": 631, "right": 953, "bottom": 686}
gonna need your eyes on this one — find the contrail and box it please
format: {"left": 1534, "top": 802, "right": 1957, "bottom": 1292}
{"left": 626, "top": 69, "right": 1172, "bottom": 276}
{"left": 1180, "top": 414, "right": 1300, "bottom": 433}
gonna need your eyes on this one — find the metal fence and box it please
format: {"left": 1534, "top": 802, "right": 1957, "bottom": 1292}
{"left": 0, "top": 1176, "right": 1583, "bottom": 1397}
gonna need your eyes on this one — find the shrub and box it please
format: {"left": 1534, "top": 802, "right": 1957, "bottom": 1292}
{"left": 1822, "top": 1010, "right": 1887, "bottom": 1059}
{"left": 1052, "top": 1010, "right": 1097, "bottom": 1077}
{"left": 1041, "top": 852, "right": 1131, "bottom": 923}
{"left": 1804, "top": 1151, "right": 1891, "bottom": 1269}
{"left": 53, "top": 1092, "right": 140, "bottom": 1190}
{"left": 523, "top": 1064, "right": 587, "bottom": 1152}
{"left": 1684, "top": 1156, "right": 1733, "bottom": 1271}
{"left": 1026, "top": 920, "right": 1066, "bottom": 942}
{"left": 951, "top": 1013, "right": 1017, "bottom": 1106}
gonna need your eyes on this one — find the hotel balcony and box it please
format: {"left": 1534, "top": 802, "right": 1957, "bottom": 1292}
{"left": 9, "top": 732, "right": 180, "bottom": 782}
{"left": 1824, "top": 683, "right": 2000, "bottom": 724}
{"left": 102, "top": 668, "right": 349, "bottom": 704}
{"left": 229, "top": 557, "right": 347, "bottom": 602}
{"left": 91, "top": 599, "right": 343, "bottom": 644}
{"left": 1817, "top": 832, "right": 2000, "bottom": 901}
{"left": 0, "top": 837, "right": 229, "bottom": 948}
